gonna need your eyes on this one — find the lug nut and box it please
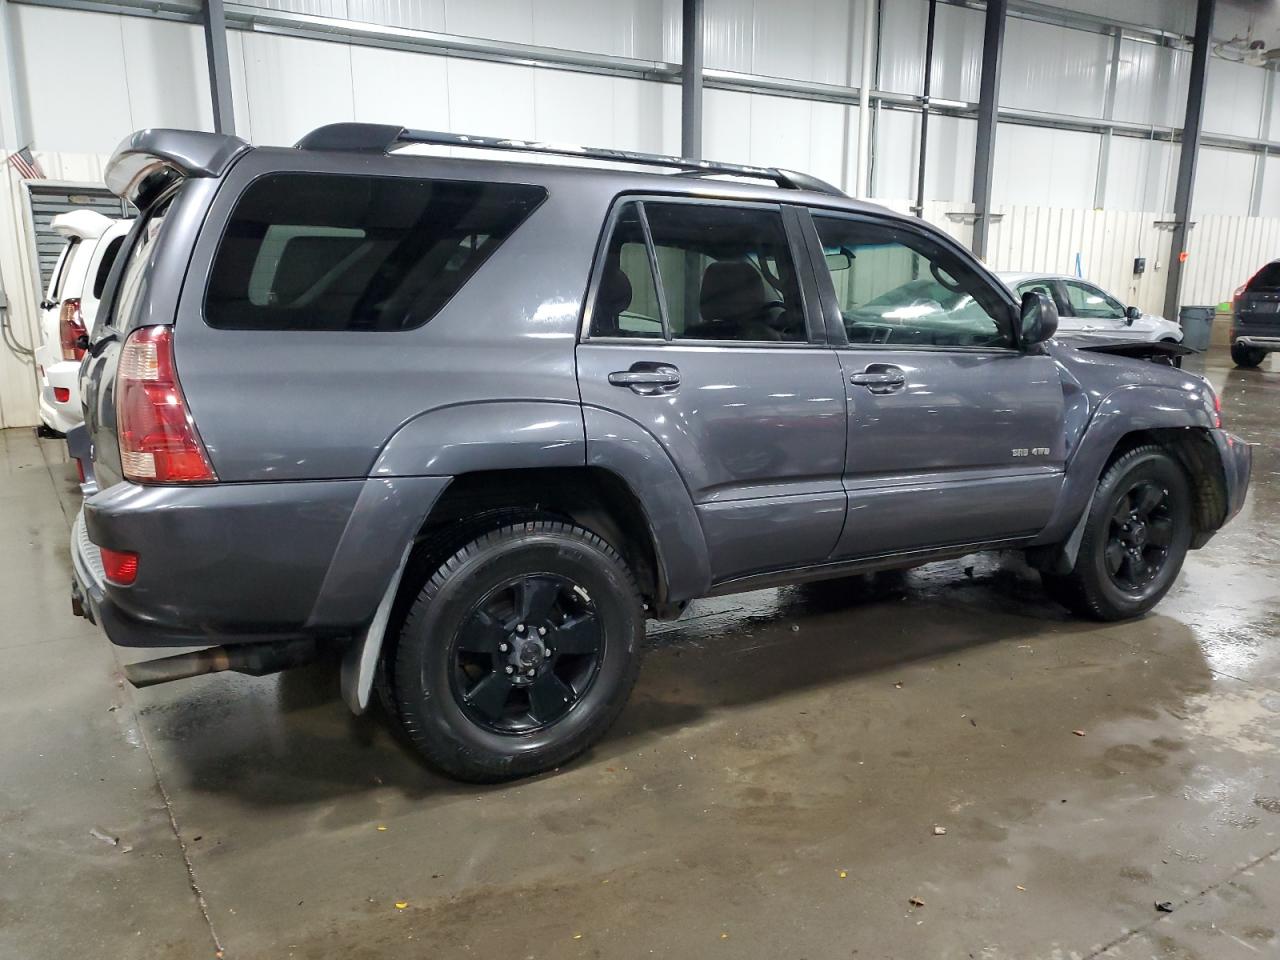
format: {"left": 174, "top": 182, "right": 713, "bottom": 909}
{"left": 526, "top": 668, "right": 536, "bottom": 677}
{"left": 504, "top": 665, "right": 514, "bottom": 675}
{"left": 516, "top": 624, "right": 525, "bottom": 633}
{"left": 498, "top": 642, "right": 509, "bottom": 652}
{"left": 537, "top": 626, "right": 547, "bottom": 636}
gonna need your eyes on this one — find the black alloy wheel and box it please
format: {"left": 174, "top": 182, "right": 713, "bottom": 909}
{"left": 1103, "top": 479, "right": 1176, "bottom": 592}
{"left": 392, "top": 520, "right": 643, "bottom": 782}
{"left": 1041, "top": 444, "right": 1192, "bottom": 621}
{"left": 451, "top": 574, "right": 603, "bottom": 735}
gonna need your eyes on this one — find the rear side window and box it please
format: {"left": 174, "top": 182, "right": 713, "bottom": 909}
{"left": 109, "top": 197, "right": 173, "bottom": 333}
{"left": 204, "top": 173, "right": 546, "bottom": 331}
{"left": 92, "top": 235, "right": 126, "bottom": 299}
{"left": 49, "top": 238, "right": 80, "bottom": 300}
{"left": 1247, "top": 262, "right": 1280, "bottom": 291}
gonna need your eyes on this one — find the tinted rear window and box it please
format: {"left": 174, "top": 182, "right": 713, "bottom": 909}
{"left": 204, "top": 173, "right": 546, "bottom": 331}
{"left": 1247, "top": 262, "right": 1280, "bottom": 292}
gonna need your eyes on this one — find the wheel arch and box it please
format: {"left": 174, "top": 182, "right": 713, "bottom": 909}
{"left": 1029, "top": 384, "right": 1225, "bottom": 571}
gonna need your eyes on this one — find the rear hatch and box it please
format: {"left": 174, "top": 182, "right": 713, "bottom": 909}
{"left": 1234, "top": 261, "right": 1280, "bottom": 337}
{"left": 80, "top": 129, "right": 250, "bottom": 490}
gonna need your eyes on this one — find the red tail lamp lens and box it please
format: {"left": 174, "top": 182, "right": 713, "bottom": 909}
{"left": 59, "top": 298, "right": 87, "bottom": 361}
{"left": 100, "top": 547, "right": 139, "bottom": 586}
{"left": 53, "top": 387, "right": 70, "bottom": 403}
{"left": 116, "top": 326, "right": 216, "bottom": 484}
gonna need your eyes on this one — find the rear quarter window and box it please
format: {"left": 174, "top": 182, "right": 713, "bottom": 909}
{"left": 204, "top": 173, "right": 546, "bottom": 331}
{"left": 92, "top": 235, "right": 126, "bottom": 299}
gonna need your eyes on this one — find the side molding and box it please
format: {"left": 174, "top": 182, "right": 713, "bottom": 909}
{"left": 583, "top": 406, "right": 712, "bottom": 602}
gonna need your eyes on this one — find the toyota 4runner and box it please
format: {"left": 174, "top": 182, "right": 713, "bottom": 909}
{"left": 68, "top": 124, "right": 1251, "bottom": 782}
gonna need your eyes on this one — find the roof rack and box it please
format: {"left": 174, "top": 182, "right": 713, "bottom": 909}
{"left": 294, "top": 122, "right": 845, "bottom": 198}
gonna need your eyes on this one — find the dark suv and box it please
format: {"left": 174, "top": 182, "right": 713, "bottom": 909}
{"left": 68, "top": 124, "right": 1251, "bottom": 782}
{"left": 1232, "top": 260, "right": 1280, "bottom": 367}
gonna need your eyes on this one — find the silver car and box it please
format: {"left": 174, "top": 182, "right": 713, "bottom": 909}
{"left": 999, "top": 272, "right": 1183, "bottom": 344}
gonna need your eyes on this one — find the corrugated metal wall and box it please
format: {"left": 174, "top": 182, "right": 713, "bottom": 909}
{"left": 3, "top": 0, "right": 1280, "bottom": 428}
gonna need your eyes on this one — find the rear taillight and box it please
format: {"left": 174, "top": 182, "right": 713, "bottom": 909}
{"left": 100, "top": 547, "right": 139, "bottom": 585}
{"left": 53, "top": 387, "right": 70, "bottom": 403}
{"left": 75, "top": 458, "right": 86, "bottom": 483}
{"left": 116, "top": 326, "right": 217, "bottom": 484}
{"left": 59, "top": 298, "right": 87, "bottom": 361}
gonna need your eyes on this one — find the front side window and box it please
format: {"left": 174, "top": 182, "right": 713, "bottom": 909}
{"left": 589, "top": 200, "right": 807, "bottom": 343}
{"left": 1062, "top": 281, "right": 1124, "bottom": 320}
{"left": 205, "top": 173, "right": 545, "bottom": 331}
{"left": 813, "top": 215, "right": 1012, "bottom": 349}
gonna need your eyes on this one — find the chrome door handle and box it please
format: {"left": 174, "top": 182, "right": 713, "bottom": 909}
{"left": 608, "top": 364, "right": 680, "bottom": 395}
{"left": 849, "top": 365, "right": 906, "bottom": 394}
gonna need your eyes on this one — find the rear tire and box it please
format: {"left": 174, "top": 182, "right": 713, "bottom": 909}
{"left": 1231, "top": 343, "right": 1266, "bottom": 368}
{"left": 392, "top": 521, "right": 643, "bottom": 782}
{"left": 1043, "top": 445, "right": 1192, "bottom": 621}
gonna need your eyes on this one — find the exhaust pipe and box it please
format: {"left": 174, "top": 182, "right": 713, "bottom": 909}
{"left": 125, "top": 638, "right": 318, "bottom": 688}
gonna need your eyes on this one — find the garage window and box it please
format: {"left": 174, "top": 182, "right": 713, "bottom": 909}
{"left": 204, "top": 173, "right": 546, "bottom": 331}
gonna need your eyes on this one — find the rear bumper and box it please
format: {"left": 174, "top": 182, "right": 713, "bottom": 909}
{"left": 38, "top": 360, "right": 83, "bottom": 434}
{"left": 1234, "top": 335, "right": 1280, "bottom": 351}
{"left": 69, "top": 475, "right": 449, "bottom": 649}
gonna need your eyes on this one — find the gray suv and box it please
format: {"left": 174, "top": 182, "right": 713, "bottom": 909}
{"left": 68, "top": 124, "right": 1251, "bottom": 782}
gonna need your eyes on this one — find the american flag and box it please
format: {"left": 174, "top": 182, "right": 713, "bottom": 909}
{"left": 6, "top": 146, "right": 44, "bottom": 180}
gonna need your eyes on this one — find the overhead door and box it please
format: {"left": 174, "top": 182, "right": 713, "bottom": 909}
{"left": 25, "top": 183, "right": 133, "bottom": 294}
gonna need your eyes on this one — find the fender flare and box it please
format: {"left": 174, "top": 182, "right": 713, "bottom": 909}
{"left": 1031, "top": 384, "right": 1215, "bottom": 568}
{"left": 583, "top": 406, "right": 712, "bottom": 604}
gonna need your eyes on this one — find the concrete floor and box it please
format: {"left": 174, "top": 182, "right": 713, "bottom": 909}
{"left": 2, "top": 349, "right": 1279, "bottom": 960}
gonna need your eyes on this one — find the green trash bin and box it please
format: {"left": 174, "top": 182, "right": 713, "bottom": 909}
{"left": 1178, "top": 306, "right": 1215, "bottom": 353}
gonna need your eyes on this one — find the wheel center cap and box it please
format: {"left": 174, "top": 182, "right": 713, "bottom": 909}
{"left": 515, "top": 638, "right": 545, "bottom": 668}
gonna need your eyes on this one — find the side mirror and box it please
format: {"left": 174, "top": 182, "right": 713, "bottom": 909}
{"left": 1019, "top": 291, "right": 1059, "bottom": 346}
{"left": 1124, "top": 305, "right": 1141, "bottom": 325}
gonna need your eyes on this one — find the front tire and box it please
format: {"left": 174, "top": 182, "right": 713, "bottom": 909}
{"left": 393, "top": 521, "right": 643, "bottom": 782}
{"left": 1232, "top": 343, "right": 1266, "bottom": 368}
{"left": 1043, "top": 445, "right": 1192, "bottom": 621}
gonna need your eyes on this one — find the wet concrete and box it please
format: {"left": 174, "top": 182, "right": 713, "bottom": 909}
{"left": 2, "top": 348, "right": 1279, "bottom": 959}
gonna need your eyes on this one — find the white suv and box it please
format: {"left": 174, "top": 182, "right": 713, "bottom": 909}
{"left": 35, "top": 211, "right": 132, "bottom": 434}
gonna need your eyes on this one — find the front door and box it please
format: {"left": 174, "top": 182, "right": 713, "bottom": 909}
{"left": 803, "top": 211, "right": 1067, "bottom": 559}
{"left": 576, "top": 198, "right": 847, "bottom": 583}
{"left": 1059, "top": 279, "right": 1142, "bottom": 339}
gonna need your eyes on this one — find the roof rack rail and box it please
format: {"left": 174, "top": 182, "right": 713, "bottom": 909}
{"left": 294, "top": 122, "right": 845, "bottom": 198}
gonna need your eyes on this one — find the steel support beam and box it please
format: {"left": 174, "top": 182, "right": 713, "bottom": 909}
{"left": 971, "top": 0, "right": 1007, "bottom": 260}
{"left": 1249, "top": 66, "right": 1275, "bottom": 217}
{"left": 913, "top": 0, "right": 938, "bottom": 217}
{"left": 1163, "top": 0, "right": 1214, "bottom": 324}
{"left": 0, "top": 0, "right": 32, "bottom": 151}
{"left": 202, "top": 0, "right": 235, "bottom": 135}
{"left": 1093, "top": 29, "right": 1122, "bottom": 209}
{"left": 680, "top": 0, "right": 703, "bottom": 160}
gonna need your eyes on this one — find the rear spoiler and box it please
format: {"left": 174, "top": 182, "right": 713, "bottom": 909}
{"left": 105, "top": 128, "right": 250, "bottom": 208}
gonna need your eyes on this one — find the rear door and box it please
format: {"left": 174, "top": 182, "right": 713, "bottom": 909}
{"left": 576, "top": 197, "right": 847, "bottom": 583}
{"left": 803, "top": 210, "right": 1066, "bottom": 558}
